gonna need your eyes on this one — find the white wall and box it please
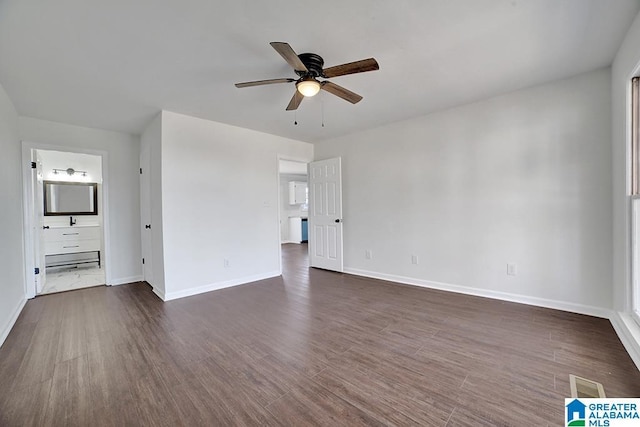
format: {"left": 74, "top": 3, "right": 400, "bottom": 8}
{"left": 611, "top": 10, "right": 640, "bottom": 369}
{"left": 38, "top": 150, "right": 103, "bottom": 183}
{"left": 316, "top": 68, "right": 612, "bottom": 316}
{"left": 19, "top": 117, "right": 142, "bottom": 285}
{"left": 159, "top": 111, "right": 313, "bottom": 300}
{"left": 0, "top": 83, "right": 25, "bottom": 348}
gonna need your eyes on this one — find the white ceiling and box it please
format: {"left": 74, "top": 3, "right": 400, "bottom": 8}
{"left": 0, "top": 0, "right": 638, "bottom": 143}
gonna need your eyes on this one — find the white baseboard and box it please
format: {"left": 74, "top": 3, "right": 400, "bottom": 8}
{"left": 0, "top": 297, "right": 27, "bottom": 349}
{"left": 108, "top": 275, "right": 143, "bottom": 286}
{"left": 163, "top": 271, "right": 281, "bottom": 301}
{"left": 344, "top": 267, "right": 612, "bottom": 319}
{"left": 152, "top": 286, "right": 165, "bottom": 301}
{"left": 610, "top": 312, "right": 640, "bottom": 371}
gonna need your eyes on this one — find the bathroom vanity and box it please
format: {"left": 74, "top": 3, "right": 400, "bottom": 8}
{"left": 42, "top": 180, "right": 101, "bottom": 269}
{"left": 44, "top": 225, "right": 101, "bottom": 269}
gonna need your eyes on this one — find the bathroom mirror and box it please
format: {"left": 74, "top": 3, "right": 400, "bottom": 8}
{"left": 43, "top": 181, "right": 98, "bottom": 216}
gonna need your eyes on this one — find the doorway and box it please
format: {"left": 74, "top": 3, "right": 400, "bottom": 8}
{"left": 277, "top": 157, "right": 344, "bottom": 274}
{"left": 278, "top": 159, "right": 309, "bottom": 271}
{"left": 22, "top": 145, "right": 108, "bottom": 297}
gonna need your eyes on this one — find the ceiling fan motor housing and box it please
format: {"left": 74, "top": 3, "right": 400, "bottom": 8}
{"left": 296, "top": 53, "right": 324, "bottom": 78}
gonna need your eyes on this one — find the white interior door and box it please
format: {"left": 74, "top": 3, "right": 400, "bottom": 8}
{"left": 308, "top": 157, "right": 343, "bottom": 272}
{"left": 140, "top": 142, "right": 153, "bottom": 284}
{"left": 35, "top": 153, "right": 46, "bottom": 293}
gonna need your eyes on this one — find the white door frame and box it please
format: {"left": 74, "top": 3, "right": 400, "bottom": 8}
{"left": 21, "top": 141, "right": 111, "bottom": 298}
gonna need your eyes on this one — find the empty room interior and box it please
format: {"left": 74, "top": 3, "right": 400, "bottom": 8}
{"left": 3, "top": 1, "right": 640, "bottom": 425}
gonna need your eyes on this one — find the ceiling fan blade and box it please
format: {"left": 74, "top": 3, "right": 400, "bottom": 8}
{"left": 322, "top": 58, "right": 379, "bottom": 78}
{"left": 321, "top": 81, "right": 363, "bottom": 104}
{"left": 235, "top": 78, "right": 295, "bottom": 88}
{"left": 270, "top": 42, "right": 309, "bottom": 73}
{"left": 286, "top": 90, "right": 304, "bottom": 111}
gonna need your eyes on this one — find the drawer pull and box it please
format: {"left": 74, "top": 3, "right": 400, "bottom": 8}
{"left": 62, "top": 233, "right": 80, "bottom": 235}
{"left": 63, "top": 245, "right": 80, "bottom": 248}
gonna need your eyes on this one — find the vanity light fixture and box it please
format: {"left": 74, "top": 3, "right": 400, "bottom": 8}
{"left": 53, "top": 168, "right": 87, "bottom": 177}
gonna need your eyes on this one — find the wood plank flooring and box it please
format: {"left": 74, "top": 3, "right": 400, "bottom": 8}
{"left": 1, "top": 243, "right": 639, "bottom": 426}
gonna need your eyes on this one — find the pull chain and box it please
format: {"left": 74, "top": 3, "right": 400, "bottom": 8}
{"left": 321, "top": 94, "right": 325, "bottom": 127}
{"left": 294, "top": 110, "right": 298, "bottom": 126}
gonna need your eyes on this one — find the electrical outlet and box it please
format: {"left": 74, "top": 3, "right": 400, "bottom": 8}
{"left": 224, "top": 258, "right": 230, "bottom": 268}
{"left": 507, "top": 263, "right": 517, "bottom": 276}
{"left": 411, "top": 255, "right": 419, "bottom": 265}
{"left": 365, "top": 250, "right": 372, "bottom": 260}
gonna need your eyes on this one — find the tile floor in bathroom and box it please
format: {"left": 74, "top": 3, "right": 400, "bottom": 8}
{"left": 40, "top": 264, "right": 105, "bottom": 294}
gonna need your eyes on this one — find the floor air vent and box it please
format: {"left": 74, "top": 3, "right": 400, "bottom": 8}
{"left": 569, "top": 374, "right": 606, "bottom": 398}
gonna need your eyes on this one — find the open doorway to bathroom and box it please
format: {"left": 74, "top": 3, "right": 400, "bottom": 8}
{"left": 278, "top": 159, "right": 309, "bottom": 272}
{"left": 25, "top": 148, "right": 106, "bottom": 295}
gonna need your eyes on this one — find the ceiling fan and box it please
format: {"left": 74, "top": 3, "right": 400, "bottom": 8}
{"left": 235, "top": 42, "right": 379, "bottom": 111}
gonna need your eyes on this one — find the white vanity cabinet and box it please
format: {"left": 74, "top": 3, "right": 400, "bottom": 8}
{"left": 44, "top": 225, "right": 101, "bottom": 268}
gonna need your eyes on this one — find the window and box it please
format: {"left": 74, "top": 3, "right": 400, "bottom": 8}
{"left": 632, "top": 199, "right": 640, "bottom": 321}
{"left": 631, "top": 77, "right": 640, "bottom": 322}
{"left": 632, "top": 77, "right": 640, "bottom": 195}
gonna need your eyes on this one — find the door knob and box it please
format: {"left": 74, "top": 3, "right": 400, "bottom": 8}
{"left": 145, "top": 224, "right": 151, "bottom": 229}
{"left": 335, "top": 219, "right": 341, "bottom": 223}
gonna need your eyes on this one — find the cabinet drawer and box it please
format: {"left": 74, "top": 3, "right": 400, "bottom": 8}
{"left": 45, "top": 239, "right": 101, "bottom": 255}
{"left": 44, "top": 226, "right": 100, "bottom": 241}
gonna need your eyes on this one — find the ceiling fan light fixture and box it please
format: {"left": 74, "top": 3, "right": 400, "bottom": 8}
{"left": 296, "top": 79, "right": 321, "bottom": 97}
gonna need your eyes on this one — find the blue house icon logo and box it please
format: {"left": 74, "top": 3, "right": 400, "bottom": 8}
{"left": 566, "top": 399, "right": 586, "bottom": 426}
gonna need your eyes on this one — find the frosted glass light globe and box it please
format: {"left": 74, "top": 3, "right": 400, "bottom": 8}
{"left": 297, "top": 79, "right": 321, "bottom": 97}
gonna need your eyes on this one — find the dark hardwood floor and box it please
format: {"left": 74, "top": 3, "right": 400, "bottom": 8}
{"left": 1, "top": 243, "right": 639, "bottom": 426}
